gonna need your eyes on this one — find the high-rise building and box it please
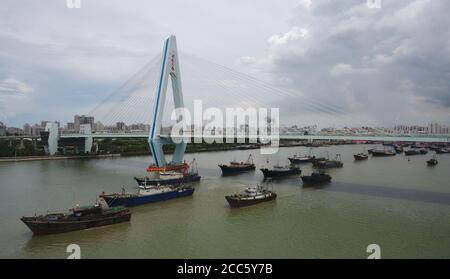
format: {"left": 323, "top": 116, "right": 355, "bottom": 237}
{"left": 23, "top": 123, "right": 32, "bottom": 135}
{"left": 74, "top": 115, "right": 94, "bottom": 131}
{"left": 31, "top": 124, "right": 44, "bottom": 136}
{"left": 116, "top": 122, "right": 126, "bottom": 131}
{"left": 66, "top": 122, "right": 75, "bottom": 131}
{"left": 0, "top": 122, "right": 6, "bottom": 136}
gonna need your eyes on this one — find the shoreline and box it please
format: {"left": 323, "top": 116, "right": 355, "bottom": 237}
{"left": 0, "top": 142, "right": 367, "bottom": 163}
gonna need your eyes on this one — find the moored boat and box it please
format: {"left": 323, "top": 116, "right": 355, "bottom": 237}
{"left": 21, "top": 202, "right": 131, "bottom": 235}
{"left": 436, "top": 148, "right": 450, "bottom": 154}
{"left": 371, "top": 149, "right": 396, "bottom": 157}
{"left": 260, "top": 165, "right": 301, "bottom": 179}
{"left": 100, "top": 185, "right": 194, "bottom": 207}
{"left": 225, "top": 185, "right": 276, "bottom": 208}
{"left": 354, "top": 153, "right": 369, "bottom": 161}
{"left": 219, "top": 154, "right": 256, "bottom": 175}
{"left": 405, "top": 149, "right": 421, "bottom": 156}
{"left": 394, "top": 145, "right": 404, "bottom": 153}
{"left": 301, "top": 171, "right": 332, "bottom": 185}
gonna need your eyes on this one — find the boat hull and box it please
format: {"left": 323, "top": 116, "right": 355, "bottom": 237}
{"left": 405, "top": 150, "right": 421, "bottom": 156}
{"left": 260, "top": 168, "right": 301, "bottom": 179}
{"left": 371, "top": 150, "right": 396, "bottom": 157}
{"left": 314, "top": 161, "right": 343, "bottom": 169}
{"left": 101, "top": 188, "right": 195, "bottom": 207}
{"left": 219, "top": 164, "right": 255, "bottom": 175}
{"left": 225, "top": 193, "right": 277, "bottom": 208}
{"left": 134, "top": 174, "right": 201, "bottom": 186}
{"left": 354, "top": 155, "right": 368, "bottom": 161}
{"left": 288, "top": 157, "right": 312, "bottom": 164}
{"left": 21, "top": 210, "right": 131, "bottom": 235}
{"left": 301, "top": 175, "right": 332, "bottom": 185}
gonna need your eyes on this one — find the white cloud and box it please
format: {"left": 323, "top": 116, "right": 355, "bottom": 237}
{"left": 239, "top": 0, "right": 450, "bottom": 126}
{"left": 0, "top": 78, "right": 34, "bottom": 95}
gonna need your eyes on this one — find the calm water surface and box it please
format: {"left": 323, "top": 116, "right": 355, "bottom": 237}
{"left": 1, "top": 145, "right": 450, "bottom": 258}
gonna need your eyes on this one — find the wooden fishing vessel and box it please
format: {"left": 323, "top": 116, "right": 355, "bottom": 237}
{"left": 21, "top": 202, "right": 130, "bottom": 235}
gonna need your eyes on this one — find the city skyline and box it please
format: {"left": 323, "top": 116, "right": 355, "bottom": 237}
{"left": 1, "top": 1, "right": 450, "bottom": 128}
{"left": 2, "top": 114, "right": 450, "bottom": 137}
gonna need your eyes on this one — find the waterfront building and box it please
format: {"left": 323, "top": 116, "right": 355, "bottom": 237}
{"left": 74, "top": 115, "right": 94, "bottom": 131}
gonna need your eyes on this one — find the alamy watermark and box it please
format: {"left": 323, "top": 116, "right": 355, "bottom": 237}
{"left": 66, "top": 244, "right": 81, "bottom": 259}
{"left": 169, "top": 100, "right": 280, "bottom": 155}
{"left": 66, "top": 0, "right": 81, "bottom": 9}
{"left": 367, "top": 0, "right": 382, "bottom": 9}
{"left": 367, "top": 244, "right": 381, "bottom": 259}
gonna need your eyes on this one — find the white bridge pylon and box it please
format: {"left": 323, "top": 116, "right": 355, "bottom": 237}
{"left": 149, "top": 35, "right": 186, "bottom": 167}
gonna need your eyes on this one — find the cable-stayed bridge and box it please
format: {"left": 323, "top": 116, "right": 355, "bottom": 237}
{"left": 40, "top": 35, "right": 449, "bottom": 158}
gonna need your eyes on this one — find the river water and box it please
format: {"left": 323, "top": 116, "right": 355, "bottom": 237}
{"left": 1, "top": 145, "right": 449, "bottom": 258}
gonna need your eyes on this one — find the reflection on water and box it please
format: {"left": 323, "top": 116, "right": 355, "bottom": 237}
{"left": 326, "top": 182, "right": 450, "bottom": 205}
{"left": 1, "top": 144, "right": 450, "bottom": 258}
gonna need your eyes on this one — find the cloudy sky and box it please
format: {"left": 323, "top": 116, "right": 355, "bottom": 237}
{"left": 0, "top": 0, "right": 449, "bottom": 128}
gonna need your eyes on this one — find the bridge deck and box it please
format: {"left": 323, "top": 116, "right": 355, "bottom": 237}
{"left": 57, "top": 133, "right": 450, "bottom": 143}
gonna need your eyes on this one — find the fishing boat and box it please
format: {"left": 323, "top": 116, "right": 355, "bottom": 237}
{"left": 225, "top": 185, "right": 276, "bottom": 208}
{"left": 260, "top": 165, "right": 301, "bottom": 179}
{"left": 314, "top": 154, "right": 344, "bottom": 169}
{"left": 311, "top": 156, "right": 327, "bottom": 166}
{"left": 134, "top": 159, "right": 201, "bottom": 186}
{"left": 288, "top": 155, "right": 312, "bottom": 164}
{"left": 354, "top": 153, "right": 369, "bottom": 161}
{"left": 419, "top": 149, "right": 428, "bottom": 155}
{"left": 301, "top": 171, "right": 332, "bottom": 185}
{"left": 134, "top": 172, "right": 200, "bottom": 186}
{"left": 100, "top": 185, "right": 194, "bottom": 207}
{"left": 427, "top": 156, "right": 438, "bottom": 166}
{"left": 370, "top": 149, "right": 396, "bottom": 157}
{"left": 21, "top": 202, "right": 131, "bottom": 235}
{"left": 219, "top": 154, "right": 255, "bottom": 175}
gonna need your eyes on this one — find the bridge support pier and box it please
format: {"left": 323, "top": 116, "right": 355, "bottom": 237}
{"left": 149, "top": 35, "right": 187, "bottom": 167}
{"left": 45, "top": 122, "right": 59, "bottom": 155}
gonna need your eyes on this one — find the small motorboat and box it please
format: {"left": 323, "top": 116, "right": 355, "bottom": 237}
{"left": 419, "top": 149, "right": 428, "bottom": 155}
{"left": 219, "top": 154, "right": 256, "bottom": 175}
{"left": 354, "top": 153, "right": 369, "bottom": 161}
{"left": 301, "top": 172, "right": 332, "bottom": 186}
{"left": 225, "top": 185, "right": 276, "bottom": 208}
{"left": 427, "top": 156, "right": 438, "bottom": 166}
